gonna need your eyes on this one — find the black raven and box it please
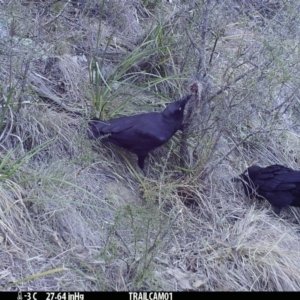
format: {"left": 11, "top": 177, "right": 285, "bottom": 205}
{"left": 237, "top": 164, "right": 300, "bottom": 215}
{"left": 88, "top": 94, "right": 192, "bottom": 170}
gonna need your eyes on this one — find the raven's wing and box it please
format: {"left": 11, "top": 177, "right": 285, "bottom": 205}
{"left": 257, "top": 166, "right": 300, "bottom": 191}
{"left": 100, "top": 113, "right": 162, "bottom": 134}
{"left": 112, "top": 116, "right": 169, "bottom": 146}
{"left": 134, "top": 126, "right": 168, "bottom": 144}
{"left": 132, "top": 112, "right": 181, "bottom": 148}
{"left": 94, "top": 113, "right": 168, "bottom": 152}
{"left": 88, "top": 118, "right": 133, "bottom": 139}
{"left": 99, "top": 117, "right": 137, "bottom": 134}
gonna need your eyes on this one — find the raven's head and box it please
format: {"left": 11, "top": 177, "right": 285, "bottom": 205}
{"left": 234, "top": 165, "right": 262, "bottom": 199}
{"left": 162, "top": 94, "right": 191, "bottom": 121}
{"left": 87, "top": 118, "right": 110, "bottom": 139}
{"left": 247, "top": 165, "right": 263, "bottom": 181}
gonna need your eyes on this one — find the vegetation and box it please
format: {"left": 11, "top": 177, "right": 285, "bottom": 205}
{"left": 1, "top": 0, "right": 300, "bottom": 291}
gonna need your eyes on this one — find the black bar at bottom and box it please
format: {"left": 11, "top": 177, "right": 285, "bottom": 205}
{"left": 0, "top": 292, "right": 176, "bottom": 300}
{"left": 1, "top": 291, "right": 296, "bottom": 300}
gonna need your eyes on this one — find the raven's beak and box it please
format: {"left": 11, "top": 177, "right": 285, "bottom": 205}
{"left": 180, "top": 94, "right": 192, "bottom": 106}
{"left": 232, "top": 176, "right": 240, "bottom": 183}
{"left": 185, "top": 94, "right": 192, "bottom": 102}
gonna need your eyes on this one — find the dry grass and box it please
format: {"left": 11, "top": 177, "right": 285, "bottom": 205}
{"left": 1, "top": 0, "right": 300, "bottom": 291}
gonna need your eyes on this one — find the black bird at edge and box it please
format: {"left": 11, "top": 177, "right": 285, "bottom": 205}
{"left": 88, "top": 94, "right": 192, "bottom": 170}
{"left": 236, "top": 164, "right": 300, "bottom": 215}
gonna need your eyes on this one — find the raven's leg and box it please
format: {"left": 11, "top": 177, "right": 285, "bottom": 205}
{"left": 87, "top": 123, "right": 100, "bottom": 139}
{"left": 273, "top": 206, "right": 281, "bottom": 216}
{"left": 88, "top": 119, "right": 103, "bottom": 139}
{"left": 179, "top": 123, "right": 190, "bottom": 131}
{"left": 137, "top": 153, "right": 148, "bottom": 170}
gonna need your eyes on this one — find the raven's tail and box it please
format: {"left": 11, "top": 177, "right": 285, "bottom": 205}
{"left": 87, "top": 117, "right": 108, "bottom": 139}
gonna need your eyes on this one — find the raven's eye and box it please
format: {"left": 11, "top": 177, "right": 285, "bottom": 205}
{"left": 178, "top": 107, "right": 182, "bottom": 111}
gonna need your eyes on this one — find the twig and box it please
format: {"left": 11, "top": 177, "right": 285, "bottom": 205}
{"left": 146, "top": 209, "right": 182, "bottom": 255}
{"left": 43, "top": 0, "right": 71, "bottom": 27}
{"left": 197, "top": 0, "right": 211, "bottom": 74}
{"left": 272, "top": 82, "right": 300, "bottom": 114}
{"left": 209, "top": 31, "right": 221, "bottom": 66}
{"left": 180, "top": 82, "right": 202, "bottom": 169}
{"left": 0, "top": 105, "right": 13, "bottom": 143}
{"left": 115, "top": 230, "right": 132, "bottom": 256}
{"left": 185, "top": 0, "right": 211, "bottom": 76}
{"left": 207, "top": 68, "right": 256, "bottom": 102}
{"left": 185, "top": 27, "right": 202, "bottom": 56}
{"left": 202, "top": 129, "right": 275, "bottom": 177}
